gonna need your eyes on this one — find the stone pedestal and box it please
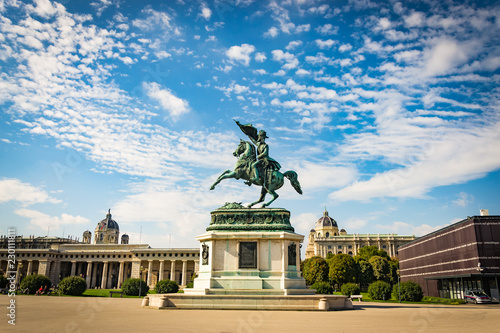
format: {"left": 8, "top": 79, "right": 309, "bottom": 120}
{"left": 186, "top": 203, "right": 312, "bottom": 295}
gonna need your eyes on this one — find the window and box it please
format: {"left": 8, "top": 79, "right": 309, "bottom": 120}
{"left": 348, "top": 245, "right": 352, "bottom": 249}
{"left": 326, "top": 232, "right": 330, "bottom": 238}
{"left": 338, "top": 245, "right": 342, "bottom": 249}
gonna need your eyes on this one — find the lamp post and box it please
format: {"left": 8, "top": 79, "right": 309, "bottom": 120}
{"left": 138, "top": 266, "right": 145, "bottom": 298}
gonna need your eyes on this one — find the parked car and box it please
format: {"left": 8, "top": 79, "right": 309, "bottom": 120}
{"left": 464, "top": 290, "right": 492, "bottom": 304}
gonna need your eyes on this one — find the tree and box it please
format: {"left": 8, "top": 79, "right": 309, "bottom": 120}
{"left": 328, "top": 254, "right": 358, "bottom": 287}
{"left": 388, "top": 257, "right": 399, "bottom": 286}
{"left": 356, "top": 258, "right": 375, "bottom": 289}
{"left": 302, "top": 256, "right": 329, "bottom": 286}
{"left": 369, "top": 255, "right": 390, "bottom": 282}
{"left": 358, "top": 245, "right": 390, "bottom": 261}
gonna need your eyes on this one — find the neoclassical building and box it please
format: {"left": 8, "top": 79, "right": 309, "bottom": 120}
{"left": 0, "top": 210, "right": 199, "bottom": 289}
{"left": 305, "top": 209, "right": 416, "bottom": 259}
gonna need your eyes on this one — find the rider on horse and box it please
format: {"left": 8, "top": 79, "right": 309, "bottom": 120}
{"left": 235, "top": 121, "right": 281, "bottom": 185}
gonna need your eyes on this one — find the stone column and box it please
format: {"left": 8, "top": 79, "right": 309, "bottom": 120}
{"left": 27, "top": 260, "right": 33, "bottom": 276}
{"left": 101, "top": 262, "right": 108, "bottom": 289}
{"left": 70, "top": 261, "right": 77, "bottom": 276}
{"left": 159, "top": 260, "right": 164, "bottom": 281}
{"left": 37, "top": 260, "right": 48, "bottom": 276}
{"left": 15, "top": 260, "right": 22, "bottom": 285}
{"left": 86, "top": 261, "right": 92, "bottom": 288}
{"left": 131, "top": 261, "right": 141, "bottom": 279}
{"left": 147, "top": 260, "right": 153, "bottom": 286}
{"left": 91, "top": 263, "right": 98, "bottom": 288}
{"left": 170, "top": 261, "right": 176, "bottom": 282}
{"left": 107, "top": 262, "right": 114, "bottom": 289}
{"left": 118, "top": 261, "right": 125, "bottom": 287}
{"left": 181, "top": 260, "right": 187, "bottom": 286}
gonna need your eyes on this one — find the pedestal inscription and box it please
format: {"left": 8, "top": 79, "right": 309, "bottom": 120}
{"left": 239, "top": 242, "right": 257, "bottom": 269}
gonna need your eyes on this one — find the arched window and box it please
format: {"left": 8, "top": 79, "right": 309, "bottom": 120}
{"left": 334, "top": 233, "right": 337, "bottom": 236}
{"left": 326, "top": 232, "right": 330, "bottom": 238}
{"left": 348, "top": 251, "right": 353, "bottom": 256}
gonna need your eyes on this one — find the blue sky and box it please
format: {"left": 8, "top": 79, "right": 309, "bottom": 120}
{"left": 0, "top": 0, "right": 499, "bottom": 250}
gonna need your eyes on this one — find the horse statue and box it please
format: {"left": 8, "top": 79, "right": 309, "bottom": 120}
{"left": 209, "top": 139, "right": 302, "bottom": 208}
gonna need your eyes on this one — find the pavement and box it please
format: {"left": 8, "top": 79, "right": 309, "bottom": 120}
{"left": 1, "top": 295, "right": 499, "bottom": 332}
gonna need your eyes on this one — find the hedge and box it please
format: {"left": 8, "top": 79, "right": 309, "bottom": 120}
{"left": 368, "top": 281, "right": 392, "bottom": 300}
{"left": 392, "top": 281, "right": 423, "bottom": 302}
{"left": 20, "top": 274, "right": 52, "bottom": 294}
{"left": 121, "top": 278, "right": 149, "bottom": 296}
{"left": 341, "top": 283, "right": 361, "bottom": 297}
{"left": 59, "top": 276, "right": 87, "bottom": 296}
{"left": 155, "top": 279, "right": 179, "bottom": 294}
{"left": 311, "top": 281, "right": 333, "bottom": 294}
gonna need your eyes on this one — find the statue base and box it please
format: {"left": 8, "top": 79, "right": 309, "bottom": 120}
{"left": 145, "top": 204, "right": 353, "bottom": 310}
{"left": 185, "top": 204, "right": 310, "bottom": 295}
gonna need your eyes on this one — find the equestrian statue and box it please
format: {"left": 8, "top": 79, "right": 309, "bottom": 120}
{"left": 210, "top": 120, "right": 302, "bottom": 207}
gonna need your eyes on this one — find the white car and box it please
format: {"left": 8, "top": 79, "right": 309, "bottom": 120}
{"left": 464, "top": 290, "right": 492, "bottom": 304}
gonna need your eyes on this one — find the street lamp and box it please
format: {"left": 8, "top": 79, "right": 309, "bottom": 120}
{"left": 397, "top": 269, "right": 401, "bottom": 303}
{"left": 138, "top": 266, "right": 146, "bottom": 298}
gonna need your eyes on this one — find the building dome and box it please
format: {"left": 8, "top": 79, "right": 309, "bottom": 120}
{"left": 315, "top": 209, "right": 338, "bottom": 228}
{"left": 97, "top": 209, "right": 119, "bottom": 231}
{"left": 94, "top": 209, "right": 120, "bottom": 244}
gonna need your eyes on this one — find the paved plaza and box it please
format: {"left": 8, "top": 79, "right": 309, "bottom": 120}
{"left": 1, "top": 295, "right": 499, "bottom": 332}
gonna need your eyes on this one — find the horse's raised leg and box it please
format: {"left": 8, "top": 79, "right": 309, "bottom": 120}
{"left": 210, "top": 170, "right": 233, "bottom": 190}
{"left": 248, "top": 187, "right": 267, "bottom": 208}
{"left": 263, "top": 189, "right": 279, "bottom": 208}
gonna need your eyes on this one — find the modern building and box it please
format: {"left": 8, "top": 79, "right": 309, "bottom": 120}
{"left": 399, "top": 210, "right": 500, "bottom": 300}
{"left": 305, "top": 209, "right": 416, "bottom": 259}
{"left": 0, "top": 210, "right": 199, "bottom": 289}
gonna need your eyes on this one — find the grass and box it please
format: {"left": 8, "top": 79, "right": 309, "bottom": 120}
{"left": 329, "top": 291, "right": 465, "bottom": 305}
{"left": 82, "top": 289, "right": 157, "bottom": 298}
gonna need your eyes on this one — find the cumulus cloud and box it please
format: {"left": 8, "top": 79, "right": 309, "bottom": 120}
{"left": 143, "top": 82, "right": 190, "bottom": 119}
{"left": 272, "top": 50, "right": 299, "bottom": 69}
{"left": 15, "top": 208, "right": 89, "bottom": 231}
{"left": 200, "top": 4, "right": 212, "bottom": 20}
{"left": 0, "top": 178, "right": 61, "bottom": 206}
{"left": 226, "top": 44, "right": 255, "bottom": 66}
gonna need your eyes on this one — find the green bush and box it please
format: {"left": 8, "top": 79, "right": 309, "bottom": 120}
{"left": 185, "top": 282, "right": 194, "bottom": 288}
{"left": 368, "top": 281, "right": 392, "bottom": 300}
{"left": 20, "top": 274, "right": 52, "bottom": 294}
{"left": 341, "top": 283, "right": 361, "bottom": 297}
{"left": 310, "top": 281, "right": 333, "bottom": 294}
{"left": 0, "top": 275, "right": 8, "bottom": 289}
{"left": 59, "top": 276, "right": 87, "bottom": 296}
{"left": 422, "top": 296, "right": 465, "bottom": 305}
{"left": 155, "top": 279, "right": 179, "bottom": 294}
{"left": 392, "top": 281, "right": 424, "bottom": 302}
{"left": 121, "top": 278, "right": 149, "bottom": 296}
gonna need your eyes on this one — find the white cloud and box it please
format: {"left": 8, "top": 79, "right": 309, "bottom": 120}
{"left": 295, "top": 24, "right": 310, "bottom": 33}
{"left": 285, "top": 40, "right": 302, "bottom": 50}
{"left": 423, "top": 39, "right": 471, "bottom": 77}
{"left": 132, "top": 8, "right": 172, "bottom": 31}
{"left": 0, "top": 178, "right": 61, "bottom": 206}
{"left": 143, "top": 82, "right": 190, "bottom": 119}
{"left": 264, "top": 27, "right": 279, "bottom": 38}
{"left": 226, "top": 44, "right": 255, "bottom": 66}
{"left": 315, "top": 24, "right": 337, "bottom": 35}
{"left": 272, "top": 49, "right": 299, "bottom": 69}
{"left": 330, "top": 122, "right": 500, "bottom": 201}
{"left": 200, "top": 5, "right": 212, "bottom": 21}
{"left": 374, "top": 221, "right": 446, "bottom": 237}
{"left": 315, "top": 39, "right": 335, "bottom": 49}
{"left": 255, "top": 52, "right": 266, "bottom": 62}
{"left": 15, "top": 208, "right": 89, "bottom": 231}
{"left": 338, "top": 43, "right": 352, "bottom": 52}
{"left": 453, "top": 192, "right": 471, "bottom": 207}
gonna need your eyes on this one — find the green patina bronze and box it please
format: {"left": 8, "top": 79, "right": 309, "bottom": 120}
{"left": 210, "top": 120, "right": 302, "bottom": 208}
{"left": 206, "top": 202, "right": 295, "bottom": 232}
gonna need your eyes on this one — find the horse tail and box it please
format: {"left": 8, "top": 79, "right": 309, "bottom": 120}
{"left": 284, "top": 171, "right": 303, "bottom": 194}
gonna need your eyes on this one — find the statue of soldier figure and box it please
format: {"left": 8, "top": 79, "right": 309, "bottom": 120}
{"left": 210, "top": 120, "right": 302, "bottom": 208}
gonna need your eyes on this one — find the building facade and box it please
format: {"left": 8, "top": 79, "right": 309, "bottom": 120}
{"left": 305, "top": 209, "right": 416, "bottom": 259}
{"left": 399, "top": 212, "right": 500, "bottom": 300}
{"left": 0, "top": 211, "right": 199, "bottom": 288}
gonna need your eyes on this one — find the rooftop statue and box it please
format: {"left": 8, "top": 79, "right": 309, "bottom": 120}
{"left": 210, "top": 120, "right": 302, "bottom": 207}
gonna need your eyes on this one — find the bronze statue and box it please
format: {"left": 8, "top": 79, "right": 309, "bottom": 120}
{"left": 210, "top": 120, "right": 302, "bottom": 207}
